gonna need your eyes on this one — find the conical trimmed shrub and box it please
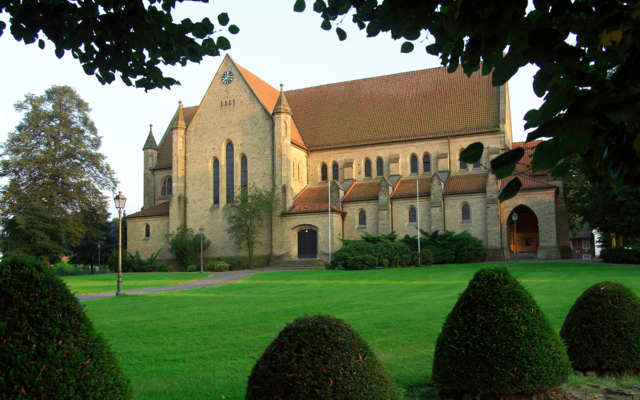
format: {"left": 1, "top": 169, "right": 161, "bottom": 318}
{"left": 246, "top": 314, "right": 397, "bottom": 399}
{"left": 433, "top": 266, "right": 571, "bottom": 396}
{"left": 0, "top": 254, "right": 132, "bottom": 399}
{"left": 560, "top": 281, "right": 640, "bottom": 374}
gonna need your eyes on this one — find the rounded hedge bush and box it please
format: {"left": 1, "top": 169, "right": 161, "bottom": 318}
{"left": 246, "top": 314, "right": 397, "bottom": 399}
{"left": 0, "top": 254, "right": 133, "bottom": 399}
{"left": 560, "top": 281, "right": 640, "bottom": 374}
{"left": 433, "top": 266, "right": 571, "bottom": 396}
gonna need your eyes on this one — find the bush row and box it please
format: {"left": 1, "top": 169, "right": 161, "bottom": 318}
{"left": 400, "top": 229, "right": 484, "bottom": 264}
{"left": 107, "top": 249, "right": 169, "bottom": 272}
{"left": 601, "top": 247, "right": 640, "bottom": 264}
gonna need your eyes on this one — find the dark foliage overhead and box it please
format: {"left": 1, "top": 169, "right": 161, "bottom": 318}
{"left": 246, "top": 314, "right": 397, "bottom": 399}
{"left": 560, "top": 281, "right": 640, "bottom": 373}
{"left": 0, "top": 254, "right": 132, "bottom": 399}
{"left": 433, "top": 266, "right": 571, "bottom": 395}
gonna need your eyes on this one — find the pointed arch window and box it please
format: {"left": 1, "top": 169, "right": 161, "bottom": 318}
{"left": 321, "top": 163, "right": 328, "bottom": 181}
{"left": 161, "top": 177, "right": 172, "bottom": 196}
{"left": 226, "top": 142, "right": 234, "bottom": 203}
{"left": 364, "top": 159, "right": 372, "bottom": 178}
{"left": 332, "top": 162, "right": 339, "bottom": 181}
{"left": 410, "top": 155, "right": 418, "bottom": 174}
{"left": 409, "top": 207, "right": 417, "bottom": 223}
{"left": 359, "top": 210, "right": 367, "bottom": 226}
{"left": 241, "top": 155, "right": 248, "bottom": 198}
{"left": 462, "top": 204, "right": 471, "bottom": 221}
{"left": 423, "top": 154, "right": 431, "bottom": 173}
{"left": 144, "top": 224, "right": 150, "bottom": 238}
{"left": 376, "top": 158, "right": 383, "bottom": 177}
{"left": 460, "top": 151, "right": 468, "bottom": 170}
{"left": 213, "top": 159, "right": 220, "bottom": 205}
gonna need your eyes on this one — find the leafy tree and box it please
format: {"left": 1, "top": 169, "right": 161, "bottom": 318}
{"left": 0, "top": 85, "right": 118, "bottom": 264}
{"left": 166, "top": 227, "right": 211, "bottom": 269}
{"left": 68, "top": 207, "right": 111, "bottom": 273}
{"left": 223, "top": 185, "right": 278, "bottom": 267}
{"left": 298, "top": 0, "right": 640, "bottom": 197}
{"left": 562, "top": 155, "right": 590, "bottom": 235}
{"left": 0, "top": 0, "right": 239, "bottom": 90}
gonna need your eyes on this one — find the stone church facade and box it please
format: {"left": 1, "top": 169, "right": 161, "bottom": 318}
{"left": 126, "top": 55, "right": 570, "bottom": 265}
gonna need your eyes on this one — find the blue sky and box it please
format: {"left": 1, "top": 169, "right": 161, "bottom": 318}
{"left": 0, "top": 1, "right": 543, "bottom": 217}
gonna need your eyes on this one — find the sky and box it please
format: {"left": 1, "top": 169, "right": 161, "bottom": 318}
{"left": 0, "top": 1, "right": 543, "bottom": 218}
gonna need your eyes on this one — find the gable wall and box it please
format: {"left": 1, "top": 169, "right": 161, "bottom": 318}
{"left": 444, "top": 193, "right": 488, "bottom": 246}
{"left": 291, "top": 145, "right": 308, "bottom": 196}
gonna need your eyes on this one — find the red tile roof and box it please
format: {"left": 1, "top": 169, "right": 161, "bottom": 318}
{"left": 444, "top": 173, "right": 487, "bottom": 195}
{"left": 342, "top": 181, "right": 380, "bottom": 202}
{"left": 499, "top": 174, "right": 557, "bottom": 191}
{"left": 285, "top": 186, "right": 342, "bottom": 214}
{"left": 391, "top": 177, "right": 432, "bottom": 199}
{"left": 511, "top": 140, "right": 547, "bottom": 176}
{"left": 285, "top": 66, "right": 501, "bottom": 151}
{"left": 126, "top": 201, "right": 170, "bottom": 219}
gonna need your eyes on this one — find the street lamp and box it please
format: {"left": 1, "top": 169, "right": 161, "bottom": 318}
{"left": 114, "top": 191, "right": 127, "bottom": 296}
{"left": 97, "top": 243, "right": 101, "bottom": 274}
{"left": 512, "top": 211, "right": 519, "bottom": 263}
{"left": 199, "top": 226, "right": 204, "bottom": 273}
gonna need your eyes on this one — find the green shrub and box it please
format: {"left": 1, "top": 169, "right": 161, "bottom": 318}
{"left": 228, "top": 260, "right": 245, "bottom": 271}
{"left": 601, "top": 247, "right": 640, "bottom": 264}
{"left": 185, "top": 264, "right": 198, "bottom": 272}
{"left": 433, "top": 266, "right": 571, "bottom": 396}
{"left": 0, "top": 254, "right": 132, "bottom": 399}
{"left": 153, "top": 262, "right": 169, "bottom": 272}
{"left": 374, "top": 241, "right": 410, "bottom": 264}
{"left": 388, "top": 256, "right": 402, "bottom": 268}
{"left": 410, "top": 251, "right": 420, "bottom": 267}
{"left": 454, "top": 232, "right": 485, "bottom": 263}
{"left": 107, "top": 249, "right": 133, "bottom": 272}
{"left": 166, "top": 228, "right": 211, "bottom": 268}
{"left": 332, "top": 241, "right": 375, "bottom": 268}
{"left": 345, "top": 255, "right": 378, "bottom": 270}
{"left": 560, "top": 282, "right": 640, "bottom": 374}
{"left": 246, "top": 314, "right": 397, "bottom": 399}
{"left": 402, "top": 230, "right": 485, "bottom": 264}
{"left": 209, "top": 261, "right": 229, "bottom": 272}
{"left": 381, "top": 258, "right": 389, "bottom": 268}
{"left": 559, "top": 245, "right": 573, "bottom": 259}
{"left": 420, "top": 249, "right": 434, "bottom": 266}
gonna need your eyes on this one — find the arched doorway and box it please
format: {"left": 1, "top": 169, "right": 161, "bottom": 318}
{"left": 507, "top": 206, "right": 539, "bottom": 254}
{"left": 298, "top": 229, "right": 318, "bottom": 259}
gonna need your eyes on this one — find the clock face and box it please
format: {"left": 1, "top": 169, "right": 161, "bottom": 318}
{"left": 221, "top": 70, "right": 234, "bottom": 84}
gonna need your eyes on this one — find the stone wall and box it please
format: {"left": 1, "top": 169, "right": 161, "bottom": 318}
{"left": 291, "top": 145, "right": 308, "bottom": 197}
{"left": 126, "top": 216, "right": 172, "bottom": 261}
{"left": 279, "top": 213, "right": 343, "bottom": 262}
{"left": 444, "top": 193, "right": 488, "bottom": 246}
{"left": 342, "top": 200, "right": 379, "bottom": 240}
{"left": 390, "top": 198, "right": 431, "bottom": 238}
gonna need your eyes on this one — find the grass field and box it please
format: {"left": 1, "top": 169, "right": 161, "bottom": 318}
{"left": 62, "top": 272, "right": 211, "bottom": 295}
{"left": 81, "top": 263, "right": 640, "bottom": 399}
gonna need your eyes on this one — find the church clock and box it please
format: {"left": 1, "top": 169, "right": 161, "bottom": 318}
{"left": 221, "top": 71, "right": 234, "bottom": 84}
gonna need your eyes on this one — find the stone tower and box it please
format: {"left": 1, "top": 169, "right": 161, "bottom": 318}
{"left": 169, "top": 101, "right": 187, "bottom": 232}
{"left": 142, "top": 124, "right": 158, "bottom": 210}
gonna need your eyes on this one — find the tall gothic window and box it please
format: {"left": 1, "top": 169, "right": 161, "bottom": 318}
{"left": 462, "top": 204, "right": 471, "bottom": 221}
{"left": 423, "top": 154, "right": 431, "bottom": 173}
{"left": 213, "top": 159, "right": 220, "bottom": 205}
{"left": 161, "top": 177, "right": 172, "bottom": 196}
{"left": 226, "top": 142, "right": 234, "bottom": 203}
{"left": 376, "top": 158, "right": 383, "bottom": 177}
{"left": 145, "top": 224, "right": 150, "bottom": 238}
{"left": 321, "top": 163, "right": 328, "bottom": 181}
{"left": 332, "top": 162, "right": 339, "bottom": 181}
{"left": 410, "top": 155, "right": 418, "bottom": 174}
{"left": 364, "top": 159, "right": 372, "bottom": 178}
{"left": 409, "top": 207, "right": 417, "bottom": 223}
{"left": 359, "top": 210, "right": 366, "bottom": 226}
{"left": 241, "top": 155, "right": 248, "bottom": 198}
{"left": 460, "top": 151, "right": 468, "bottom": 170}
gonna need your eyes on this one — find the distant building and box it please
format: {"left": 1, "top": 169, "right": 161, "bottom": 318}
{"left": 570, "top": 224, "right": 596, "bottom": 260}
{"left": 125, "top": 55, "right": 570, "bottom": 265}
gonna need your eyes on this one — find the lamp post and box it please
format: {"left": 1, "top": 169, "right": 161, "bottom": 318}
{"left": 114, "top": 191, "right": 127, "bottom": 296}
{"left": 97, "top": 243, "right": 101, "bottom": 274}
{"left": 512, "top": 211, "right": 519, "bottom": 263}
{"left": 199, "top": 226, "right": 204, "bottom": 273}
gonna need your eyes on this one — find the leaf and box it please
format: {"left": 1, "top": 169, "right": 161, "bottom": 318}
{"left": 401, "top": 42, "right": 414, "bottom": 53}
{"left": 492, "top": 47, "right": 521, "bottom": 86}
{"left": 527, "top": 118, "right": 562, "bottom": 141}
{"left": 491, "top": 148, "right": 524, "bottom": 179}
{"left": 217, "top": 13, "right": 229, "bottom": 26}
{"left": 228, "top": 25, "right": 240, "bottom": 35}
{"left": 460, "top": 142, "right": 484, "bottom": 164}
{"left": 38, "top": 39, "right": 45, "bottom": 49}
{"left": 321, "top": 19, "right": 331, "bottom": 31}
{"left": 336, "top": 27, "right": 347, "bottom": 41}
{"left": 523, "top": 109, "right": 539, "bottom": 129}
{"left": 498, "top": 177, "right": 523, "bottom": 203}
{"left": 600, "top": 29, "right": 623, "bottom": 47}
{"left": 530, "top": 140, "right": 559, "bottom": 172}
{"left": 313, "top": 0, "right": 326, "bottom": 12}
{"left": 216, "top": 36, "right": 231, "bottom": 51}
{"left": 635, "top": 133, "right": 640, "bottom": 152}
{"left": 293, "top": 0, "right": 306, "bottom": 12}
{"left": 55, "top": 47, "right": 64, "bottom": 59}
{"left": 481, "top": 61, "right": 493, "bottom": 76}
{"left": 426, "top": 44, "right": 440, "bottom": 56}
{"left": 551, "top": 161, "right": 570, "bottom": 177}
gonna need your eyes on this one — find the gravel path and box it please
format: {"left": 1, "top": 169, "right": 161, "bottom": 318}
{"left": 76, "top": 268, "right": 305, "bottom": 301}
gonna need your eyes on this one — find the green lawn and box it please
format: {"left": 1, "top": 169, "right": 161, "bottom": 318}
{"left": 62, "top": 272, "right": 210, "bottom": 295}
{"left": 81, "top": 263, "right": 640, "bottom": 400}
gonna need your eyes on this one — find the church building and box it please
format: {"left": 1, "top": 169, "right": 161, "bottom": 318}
{"left": 126, "top": 55, "right": 570, "bottom": 265}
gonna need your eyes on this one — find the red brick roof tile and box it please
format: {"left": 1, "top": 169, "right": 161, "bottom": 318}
{"left": 126, "top": 201, "right": 170, "bottom": 219}
{"left": 499, "top": 174, "right": 557, "bottom": 191}
{"left": 342, "top": 181, "right": 380, "bottom": 202}
{"left": 511, "top": 140, "right": 547, "bottom": 176}
{"left": 285, "top": 186, "right": 342, "bottom": 214}
{"left": 444, "top": 173, "right": 487, "bottom": 195}
{"left": 391, "top": 177, "right": 432, "bottom": 199}
{"left": 285, "top": 66, "right": 501, "bottom": 151}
